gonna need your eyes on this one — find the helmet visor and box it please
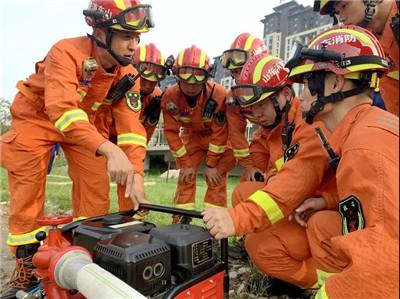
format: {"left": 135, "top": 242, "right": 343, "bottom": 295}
{"left": 221, "top": 49, "right": 248, "bottom": 69}
{"left": 231, "top": 84, "right": 281, "bottom": 107}
{"left": 102, "top": 5, "right": 154, "bottom": 31}
{"left": 176, "top": 67, "right": 208, "bottom": 84}
{"left": 137, "top": 62, "right": 167, "bottom": 82}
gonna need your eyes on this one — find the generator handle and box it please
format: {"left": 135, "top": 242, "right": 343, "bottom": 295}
{"left": 138, "top": 203, "right": 203, "bottom": 219}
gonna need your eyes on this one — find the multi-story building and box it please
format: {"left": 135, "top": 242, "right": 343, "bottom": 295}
{"left": 261, "top": 0, "right": 332, "bottom": 62}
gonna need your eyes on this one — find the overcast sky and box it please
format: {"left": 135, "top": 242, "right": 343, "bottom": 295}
{"left": 0, "top": 0, "right": 314, "bottom": 102}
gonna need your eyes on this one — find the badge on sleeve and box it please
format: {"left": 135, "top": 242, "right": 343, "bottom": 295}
{"left": 338, "top": 195, "right": 365, "bottom": 235}
{"left": 214, "top": 111, "right": 227, "bottom": 126}
{"left": 284, "top": 143, "right": 299, "bottom": 162}
{"left": 126, "top": 91, "right": 141, "bottom": 112}
{"left": 82, "top": 58, "right": 98, "bottom": 83}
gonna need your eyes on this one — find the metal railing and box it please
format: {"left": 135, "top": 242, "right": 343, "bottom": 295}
{"left": 147, "top": 123, "right": 259, "bottom": 151}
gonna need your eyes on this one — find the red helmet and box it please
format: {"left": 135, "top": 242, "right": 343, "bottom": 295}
{"left": 133, "top": 43, "right": 167, "bottom": 82}
{"left": 288, "top": 25, "right": 388, "bottom": 85}
{"left": 174, "top": 45, "right": 211, "bottom": 84}
{"left": 221, "top": 33, "right": 268, "bottom": 70}
{"left": 84, "top": 0, "right": 154, "bottom": 33}
{"left": 288, "top": 25, "right": 389, "bottom": 124}
{"left": 231, "top": 53, "right": 290, "bottom": 107}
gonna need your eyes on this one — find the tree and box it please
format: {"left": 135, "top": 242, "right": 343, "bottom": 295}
{"left": 0, "top": 97, "right": 11, "bottom": 134}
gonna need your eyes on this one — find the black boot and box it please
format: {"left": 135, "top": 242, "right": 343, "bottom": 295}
{"left": 228, "top": 237, "right": 248, "bottom": 259}
{"left": 1, "top": 243, "right": 39, "bottom": 299}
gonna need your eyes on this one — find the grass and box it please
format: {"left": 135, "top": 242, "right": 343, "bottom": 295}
{"left": 0, "top": 158, "right": 241, "bottom": 226}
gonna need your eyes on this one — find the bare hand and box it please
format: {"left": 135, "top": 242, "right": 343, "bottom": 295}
{"left": 179, "top": 167, "right": 195, "bottom": 184}
{"left": 97, "top": 141, "right": 134, "bottom": 194}
{"left": 243, "top": 167, "right": 264, "bottom": 182}
{"left": 289, "top": 197, "right": 327, "bottom": 227}
{"left": 202, "top": 208, "right": 236, "bottom": 240}
{"left": 203, "top": 167, "right": 222, "bottom": 187}
{"left": 126, "top": 173, "right": 150, "bottom": 211}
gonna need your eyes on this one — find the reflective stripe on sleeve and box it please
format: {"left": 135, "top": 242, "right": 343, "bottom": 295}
{"left": 275, "top": 156, "right": 284, "bottom": 171}
{"left": 117, "top": 133, "right": 147, "bottom": 148}
{"left": 248, "top": 190, "right": 284, "bottom": 224}
{"left": 55, "top": 109, "right": 89, "bottom": 133}
{"left": 171, "top": 146, "right": 187, "bottom": 158}
{"left": 208, "top": 143, "right": 226, "bottom": 154}
{"left": 316, "top": 269, "right": 334, "bottom": 286}
{"left": 316, "top": 284, "right": 329, "bottom": 299}
{"left": 233, "top": 148, "right": 250, "bottom": 158}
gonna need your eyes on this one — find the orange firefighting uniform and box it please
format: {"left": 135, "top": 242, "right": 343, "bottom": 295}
{"left": 311, "top": 104, "right": 399, "bottom": 298}
{"left": 140, "top": 86, "right": 163, "bottom": 143}
{"left": 0, "top": 36, "right": 147, "bottom": 246}
{"left": 230, "top": 97, "right": 337, "bottom": 288}
{"left": 378, "top": 0, "right": 399, "bottom": 115}
{"left": 226, "top": 104, "right": 270, "bottom": 179}
{"left": 117, "top": 86, "right": 163, "bottom": 211}
{"left": 161, "top": 82, "right": 236, "bottom": 208}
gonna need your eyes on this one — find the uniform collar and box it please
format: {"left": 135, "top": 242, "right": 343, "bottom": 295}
{"left": 330, "top": 103, "right": 372, "bottom": 154}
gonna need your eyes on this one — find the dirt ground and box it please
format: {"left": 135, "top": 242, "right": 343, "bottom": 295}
{"left": 0, "top": 204, "right": 302, "bottom": 298}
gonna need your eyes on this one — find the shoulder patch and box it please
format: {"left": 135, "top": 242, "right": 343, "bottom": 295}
{"left": 338, "top": 195, "right": 365, "bottom": 235}
{"left": 126, "top": 91, "right": 141, "bottom": 112}
{"left": 284, "top": 143, "right": 299, "bottom": 162}
{"left": 81, "top": 58, "right": 98, "bottom": 83}
{"left": 214, "top": 111, "right": 227, "bottom": 126}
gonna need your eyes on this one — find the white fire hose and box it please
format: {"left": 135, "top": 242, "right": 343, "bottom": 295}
{"left": 51, "top": 248, "right": 147, "bottom": 299}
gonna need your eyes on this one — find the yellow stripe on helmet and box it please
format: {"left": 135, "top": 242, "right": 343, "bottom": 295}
{"left": 253, "top": 55, "right": 278, "bottom": 83}
{"left": 177, "top": 49, "right": 186, "bottom": 67}
{"left": 114, "top": 0, "right": 127, "bottom": 10}
{"left": 244, "top": 35, "right": 255, "bottom": 51}
{"left": 199, "top": 50, "right": 207, "bottom": 68}
{"left": 139, "top": 45, "right": 146, "bottom": 62}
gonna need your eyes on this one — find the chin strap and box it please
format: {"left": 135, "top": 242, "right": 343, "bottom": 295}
{"left": 358, "top": 0, "right": 383, "bottom": 28}
{"left": 305, "top": 85, "right": 369, "bottom": 124}
{"left": 88, "top": 29, "right": 131, "bottom": 67}
{"left": 262, "top": 93, "right": 288, "bottom": 130}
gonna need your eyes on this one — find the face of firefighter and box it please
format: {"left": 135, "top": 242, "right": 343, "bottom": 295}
{"left": 334, "top": 0, "right": 366, "bottom": 25}
{"left": 248, "top": 87, "right": 291, "bottom": 127}
{"left": 300, "top": 73, "right": 344, "bottom": 121}
{"left": 140, "top": 77, "right": 158, "bottom": 95}
{"left": 95, "top": 29, "right": 140, "bottom": 69}
{"left": 179, "top": 81, "right": 204, "bottom": 98}
{"left": 231, "top": 68, "right": 242, "bottom": 85}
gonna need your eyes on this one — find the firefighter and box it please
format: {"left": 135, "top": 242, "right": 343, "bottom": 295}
{"left": 202, "top": 52, "right": 337, "bottom": 289}
{"left": 0, "top": 0, "right": 152, "bottom": 297}
{"left": 133, "top": 43, "right": 169, "bottom": 144}
{"left": 287, "top": 25, "right": 399, "bottom": 298}
{"left": 221, "top": 33, "right": 270, "bottom": 182}
{"left": 161, "top": 45, "right": 235, "bottom": 223}
{"left": 314, "top": 0, "right": 399, "bottom": 115}
{"left": 108, "top": 43, "right": 169, "bottom": 211}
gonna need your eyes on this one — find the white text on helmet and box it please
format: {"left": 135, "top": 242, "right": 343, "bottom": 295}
{"left": 313, "top": 34, "right": 357, "bottom": 49}
{"left": 262, "top": 61, "right": 285, "bottom": 84}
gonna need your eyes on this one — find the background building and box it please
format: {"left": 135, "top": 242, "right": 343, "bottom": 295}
{"left": 261, "top": 0, "right": 331, "bottom": 61}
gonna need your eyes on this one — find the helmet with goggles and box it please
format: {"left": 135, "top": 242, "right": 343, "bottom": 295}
{"left": 313, "top": 0, "right": 383, "bottom": 27}
{"left": 84, "top": 0, "right": 154, "bottom": 66}
{"left": 221, "top": 33, "right": 268, "bottom": 70}
{"left": 231, "top": 53, "right": 291, "bottom": 129}
{"left": 232, "top": 54, "right": 290, "bottom": 107}
{"left": 174, "top": 45, "right": 211, "bottom": 84}
{"left": 133, "top": 43, "right": 167, "bottom": 82}
{"left": 287, "top": 25, "right": 388, "bottom": 123}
